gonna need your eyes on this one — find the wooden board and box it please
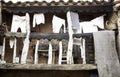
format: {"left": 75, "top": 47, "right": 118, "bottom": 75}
{"left": 0, "top": 64, "right": 97, "bottom": 70}
{"left": 93, "top": 31, "right": 120, "bottom": 77}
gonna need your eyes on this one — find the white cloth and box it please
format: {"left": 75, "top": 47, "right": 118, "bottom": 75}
{"left": 10, "top": 13, "right": 30, "bottom": 48}
{"left": 80, "top": 21, "right": 98, "bottom": 33}
{"left": 21, "top": 13, "right": 30, "bottom": 64}
{"left": 91, "top": 15, "right": 104, "bottom": 29}
{"left": 52, "top": 15, "right": 66, "bottom": 33}
{"left": 33, "top": 13, "right": 45, "bottom": 27}
{"left": 68, "top": 11, "right": 80, "bottom": 30}
{"left": 21, "top": 36, "right": 30, "bottom": 64}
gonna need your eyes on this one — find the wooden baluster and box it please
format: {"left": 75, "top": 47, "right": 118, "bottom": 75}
{"left": 34, "top": 40, "right": 40, "bottom": 64}
{"left": 48, "top": 40, "right": 52, "bottom": 64}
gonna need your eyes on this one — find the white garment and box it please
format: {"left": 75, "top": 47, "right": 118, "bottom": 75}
{"left": 10, "top": 13, "right": 30, "bottom": 48}
{"left": 33, "top": 13, "right": 45, "bottom": 27}
{"left": 68, "top": 11, "right": 80, "bottom": 30}
{"left": 80, "top": 21, "right": 98, "bottom": 33}
{"left": 21, "top": 36, "right": 30, "bottom": 64}
{"left": 91, "top": 15, "right": 104, "bottom": 29}
{"left": 52, "top": 15, "right": 66, "bottom": 33}
{"left": 21, "top": 13, "right": 30, "bottom": 64}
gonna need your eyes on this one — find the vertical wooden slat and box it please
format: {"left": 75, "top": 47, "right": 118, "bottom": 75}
{"left": 34, "top": 40, "right": 39, "bottom": 64}
{"left": 48, "top": 41, "right": 52, "bottom": 64}
{"left": 93, "top": 31, "right": 120, "bottom": 77}
{"left": 58, "top": 41, "right": 62, "bottom": 64}
{"left": 80, "top": 38, "right": 86, "bottom": 64}
{"left": 13, "top": 38, "right": 17, "bottom": 63}
{"left": 1, "top": 37, "right": 5, "bottom": 62}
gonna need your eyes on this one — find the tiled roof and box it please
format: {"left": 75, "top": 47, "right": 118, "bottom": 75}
{"left": 3, "top": 0, "right": 112, "bottom": 3}
{"left": 2, "top": 0, "right": 113, "bottom": 7}
{"left": 2, "top": 0, "right": 114, "bottom": 13}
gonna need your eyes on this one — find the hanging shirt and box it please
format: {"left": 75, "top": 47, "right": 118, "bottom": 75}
{"left": 52, "top": 15, "right": 66, "bottom": 33}
{"left": 33, "top": 13, "right": 45, "bottom": 27}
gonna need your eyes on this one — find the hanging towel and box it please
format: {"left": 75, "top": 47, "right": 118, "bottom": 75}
{"left": 52, "top": 15, "right": 66, "bottom": 33}
{"left": 33, "top": 13, "right": 45, "bottom": 27}
{"left": 91, "top": 15, "right": 104, "bottom": 29}
{"left": 80, "top": 21, "right": 98, "bottom": 33}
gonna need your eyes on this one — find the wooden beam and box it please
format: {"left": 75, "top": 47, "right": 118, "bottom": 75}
{"left": 0, "top": 64, "right": 97, "bottom": 70}
{"left": 5, "top": 32, "right": 26, "bottom": 38}
{"left": 4, "top": 32, "right": 92, "bottom": 40}
{"left": 3, "top": 5, "right": 113, "bottom": 13}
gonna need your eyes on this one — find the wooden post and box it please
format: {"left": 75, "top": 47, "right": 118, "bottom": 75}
{"left": 13, "top": 38, "right": 17, "bottom": 63}
{"left": 80, "top": 38, "right": 86, "bottom": 64}
{"left": 1, "top": 37, "right": 5, "bottom": 61}
{"left": 58, "top": 41, "right": 62, "bottom": 64}
{"left": 34, "top": 40, "right": 39, "bottom": 64}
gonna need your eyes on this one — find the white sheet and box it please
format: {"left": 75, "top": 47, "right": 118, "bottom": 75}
{"left": 80, "top": 21, "right": 98, "bottom": 33}
{"left": 33, "top": 13, "right": 45, "bottom": 27}
{"left": 52, "top": 15, "right": 66, "bottom": 33}
{"left": 91, "top": 15, "right": 104, "bottom": 29}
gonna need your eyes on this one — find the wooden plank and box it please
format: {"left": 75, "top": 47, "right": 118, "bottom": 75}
{"left": 4, "top": 32, "right": 92, "bottom": 40}
{"left": 5, "top": 32, "right": 26, "bottom": 38}
{"left": 0, "top": 64, "right": 97, "bottom": 70}
{"left": 3, "top": 5, "right": 113, "bottom": 13}
{"left": 13, "top": 38, "right": 17, "bottom": 63}
{"left": 34, "top": 40, "right": 39, "bottom": 64}
{"left": 58, "top": 41, "right": 63, "bottom": 64}
{"left": 1, "top": 37, "right": 5, "bottom": 62}
{"left": 93, "top": 31, "right": 120, "bottom": 77}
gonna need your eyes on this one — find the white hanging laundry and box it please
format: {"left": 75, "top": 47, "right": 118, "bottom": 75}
{"left": 68, "top": 11, "right": 80, "bottom": 30}
{"left": 33, "top": 13, "right": 45, "bottom": 27}
{"left": 91, "top": 15, "right": 104, "bottom": 29}
{"left": 80, "top": 21, "right": 98, "bottom": 33}
{"left": 52, "top": 15, "right": 66, "bottom": 33}
{"left": 10, "top": 13, "right": 30, "bottom": 48}
{"left": 20, "top": 36, "right": 30, "bottom": 64}
{"left": 21, "top": 13, "right": 30, "bottom": 64}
